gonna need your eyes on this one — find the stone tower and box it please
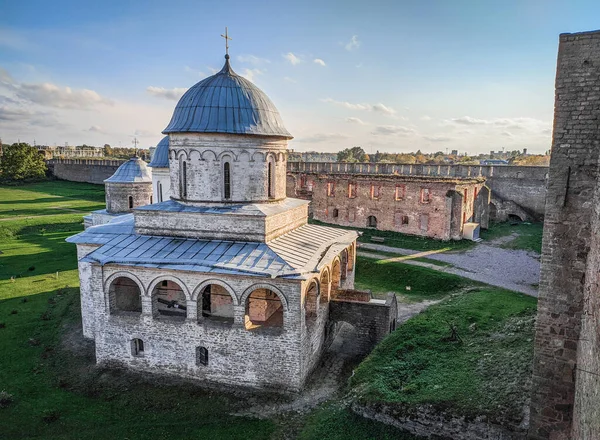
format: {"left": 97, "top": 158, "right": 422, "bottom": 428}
{"left": 104, "top": 156, "right": 153, "bottom": 213}
{"left": 529, "top": 30, "right": 600, "bottom": 440}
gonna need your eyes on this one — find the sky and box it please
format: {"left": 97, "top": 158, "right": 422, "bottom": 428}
{"left": 1, "top": 0, "right": 599, "bottom": 155}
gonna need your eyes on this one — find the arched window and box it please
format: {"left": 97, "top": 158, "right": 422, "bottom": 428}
{"left": 128, "top": 196, "right": 133, "bottom": 209}
{"left": 158, "top": 182, "right": 163, "bottom": 203}
{"left": 199, "top": 284, "right": 234, "bottom": 324}
{"left": 196, "top": 346, "right": 208, "bottom": 366}
{"left": 305, "top": 280, "right": 319, "bottom": 331}
{"left": 151, "top": 280, "right": 187, "bottom": 321}
{"left": 181, "top": 160, "right": 188, "bottom": 198}
{"left": 245, "top": 288, "right": 283, "bottom": 330}
{"left": 367, "top": 215, "right": 378, "bottom": 228}
{"left": 331, "top": 260, "right": 341, "bottom": 297}
{"left": 267, "top": 156, "right": 276, "bottom": 199}
{"left": 319, "top": 270, "right": 330, "bottom": 304}
{"left": 150, "top": 195, "right": 153, "bottom": 204}
{"left": 131, "top": 338, "right": 144, "bottom": 356}
{"left": 332, "top": 208, "right": 339, "bottom": 219}
{"left": 223, "top": 162, "right": 231, "bottom": 200}
{"left": 108, "top": 276, "right": 142, "bottom": 315}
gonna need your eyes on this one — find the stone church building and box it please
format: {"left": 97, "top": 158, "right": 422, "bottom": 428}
{"left": 68, "top": 54, "right": 396, "bottom": 391}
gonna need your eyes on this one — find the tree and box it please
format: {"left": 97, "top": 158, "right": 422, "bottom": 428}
{"left": 0, "top": 143, "right": 47, "bottom": 182}
{"left": 103, "top": 144, "right": 113, "bottom": 157}
{"left": 337, "top": 146, "right": 368, "bottom": 162}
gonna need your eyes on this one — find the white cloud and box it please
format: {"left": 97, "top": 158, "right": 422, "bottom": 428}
{"left": 146, "top": 86, "right": 187, "bottom": 101}
{"left": 372, "top": 125, "right": 416, "bottom": 136}
{"left": 446, "top": 116, "right": 550, "bottom": 132}
{"left": 345, "top": 117, "right": 365, "bottom": 125}
{"left": 294, "top": 133, "right": 350, "bottom": 143}
{"left": 284, "top": 52, "right": 302, "bottom": 65}
{"left": 313, "top": 58, "right": 326, "bottom": 67}
{"left": 423, "top": 135, "right": 452, "bottom": 142}
{"left": 240, "top": 68, "right": 264, "bottom": 82}
{"left": 86, "top": 125, "right": 104, "bottom": 133}
{"left": 184, "top": 65, "right": 205, "bottom": 77}
{"left": 237, "top": 54, "right": 270, "bottom": 65}
{"left": 420, "top": 115, "right": 432, "bottom": 121}
{"left": 284, "top": 76, "right": 297, "bottom": 83}
{"left": 345, "top": 35, "right": 360, "bottom": 51}
{"left": 16, "top": 82, "right": 112, "bottom": 109}
{"left": 134, "top": 128, "right": 155, "bottom": 137}
{"left": 500, "top": 131, "right": 513, "bottom": 138}
{"left": 321, "top": 98, "right": 396, "bottom": 115}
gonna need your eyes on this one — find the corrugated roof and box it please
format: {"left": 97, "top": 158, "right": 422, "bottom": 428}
{"left": 148, "top": 136, "right": 169, "bottom": 168}
{"left": 105, "top": 157, "right": 152, "bottom": 183}
{"left": 162, "top": 56, "right": 292, "bottom": 139}
{"left": 68, "top": 216, "right": 357, "bottom": 278}
{"left": 135, "top": 198, "right": 309, "bottom": 217}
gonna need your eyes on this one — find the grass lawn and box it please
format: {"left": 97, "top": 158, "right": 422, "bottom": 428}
{"left": 310, "top": 219, "right": 474, "bottom": 252}
{"left": 0, "top": 180, "right": 415, "bottom": 440}
{"left": 349, "top": 289, "right": 537, "bottom": 422}
{"left": 480, "top": 221, "right": 543, "bottom": 254}
{"left": 355, "top": 256, "right": 475, "bottom": 302}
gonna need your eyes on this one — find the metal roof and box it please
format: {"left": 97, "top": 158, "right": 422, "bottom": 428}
{"left": 134, "top": 198, "right": 309, "bottom": 217}
{"left": 162, "top": 55, "right": 292, "bottom": 139}
{"left": 68, "top": 217, "right": 357, "bottom": 278}
{"left": 104, "top": 157, "right": 152, "bottom": 183}
{"left": 148, "top": 136, "right": 169, "bottom": 168}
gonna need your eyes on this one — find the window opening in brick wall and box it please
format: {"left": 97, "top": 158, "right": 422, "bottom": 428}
{"left": 348, "top": 182, "right": 357, "bottom": 198}
{"left": 395, "top": 185, "right": 405, "bottom": 201}
{"left": 464, "top": 188, "right": 468, "bottom": 205}
{"left": 196, "top": 346, "right": 208, "bottom": 366}
{"left": 200, "top": 284, "right": 234, "bottom": 324}
{"left": 268, "top": 161, "right": 274, "bottom": 198}
{"left": 327, "top": 182, "right": 335, "bottom": 197}
{"left": 370, "top": 185, "right": 381, "bottom": 199}
{"left": 128, "top": 196, "right": 133, "bottom": 209}
{"left": 108, "top": 276, "right": 142, "bottom": 315}
{"left": 158, "top": 183, "right": 163, "bottom": 202}
{"left": 367, "top": 215, "right": 378, "bottom": 228}
{"left": 245, "top": 288, "right": 283, "bottom": 330}
{"left": 131, "top": 338, "right": 144, "bottom": 356}
{"left": 420, "top": 214, "right": 429, "bottom": 232}
{"left": 420, "top": 188, "right": 431, "bottom": 204}
{"left": 348, "top": 210, "right": 356, "bottom": 223}
{"left": 332, "top": 208, "right": 339, "bottom": 218}
{"left": 151, "top": 280, "right": 187, "bottom": 321}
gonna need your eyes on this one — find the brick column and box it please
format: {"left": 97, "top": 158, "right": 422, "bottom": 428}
{"left": 529, "top": 30, "right": 600, "bottom": 440}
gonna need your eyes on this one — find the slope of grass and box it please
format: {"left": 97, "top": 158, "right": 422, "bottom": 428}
{"left": 480, "top": 221, "right": 543, "bottom": 254}
{"left": 350, "top": 289, "right": 537, "bottom": 422}
{"left": 310, "top": 219, "right": 474, "bottom": 252}
{"left": 355, "top": 256, "right": 475, "bottom": 301}
{"left": 300, "top": 404, "right": 420, "bottom": 440}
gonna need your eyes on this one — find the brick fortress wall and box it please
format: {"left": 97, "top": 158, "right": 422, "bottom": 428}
{"left": 529, "top": 30, "right": 600, "bottom": 440}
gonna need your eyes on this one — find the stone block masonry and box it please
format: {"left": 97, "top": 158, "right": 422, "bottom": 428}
{"left": 529, "top": 30, "right": 600, "bottom": 440}
{"left": 48, "top": 159, "right": 124, "bottom": 184}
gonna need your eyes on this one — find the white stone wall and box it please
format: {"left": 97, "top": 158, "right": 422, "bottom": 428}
{"left": 89, "top": 265, "right": 305, "bottom": 391}
{"left": 134, "top": 201, "right": 308, "bottom": 242}
{"left": 151, "top": 167, "right": 171, "bottom": 203}
{"left": 168, "top": 133, "right": 288, "bottom": 204}
{"left": 76, "top": 244, "right": 102, "bottom": 338}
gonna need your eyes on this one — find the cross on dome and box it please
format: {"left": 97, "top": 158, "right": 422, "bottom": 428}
{"left": 221, "top": 27, "right": 232, "bottom": 56}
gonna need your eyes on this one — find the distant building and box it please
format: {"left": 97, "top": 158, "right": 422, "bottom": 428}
{"left": 37, "top": 145, "right": 104, "bottom": 159}
{"left": 451, "top": 149, "right": 458, "bottom": 156}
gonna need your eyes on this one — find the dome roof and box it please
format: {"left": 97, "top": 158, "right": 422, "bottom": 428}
{"left": 148, "top": 136, "right": 169, "bottom": 168}
{"left": 105, "top": 157, "right": 152, "bottom": 183}
{"left": 162, "top": 56, "right": 292, "bottom": 139}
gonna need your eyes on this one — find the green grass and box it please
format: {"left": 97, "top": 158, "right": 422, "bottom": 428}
{"left": 349, "top": 289, "right": 537, "bottom": 422}
{"left": 310, "top": 219, "right": 475, "bottom": 252}
{"left": 355, "top": 256, "right": 475, "bottom": 302}
{"left": 0, "top": 181, "right": 414, "bottom": 440}
{"left": 480, "top": 221, "right": 543, "bottom": 254}
{"left": 299, "top": 404, "right": 420, "bottom": 440}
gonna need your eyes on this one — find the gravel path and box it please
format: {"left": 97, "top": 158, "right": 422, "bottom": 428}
{"left": 359, "top": 242, "right": 541, "bottom": 297}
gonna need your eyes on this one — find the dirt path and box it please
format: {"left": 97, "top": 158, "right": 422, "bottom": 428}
{"left": 359, "top": 242, "right": 540, "bottom": 297}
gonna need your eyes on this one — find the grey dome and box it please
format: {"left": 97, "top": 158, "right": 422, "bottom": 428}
{"left": 105, "top": 157, "right": 152, "bottom": 183}
{"left": 148, "top": 136, "right": 169, "bottom": 168}
{"left": 163, "top": 56, "right": 292, "bottom": 139}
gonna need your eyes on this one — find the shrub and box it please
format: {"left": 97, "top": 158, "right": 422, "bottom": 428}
{"left": 0, "top": 391, "right": 14, "bottom": 408}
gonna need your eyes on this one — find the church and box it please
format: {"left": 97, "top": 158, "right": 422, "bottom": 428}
{"left": 68, "top": 50, "right": 396, "bottom": 391}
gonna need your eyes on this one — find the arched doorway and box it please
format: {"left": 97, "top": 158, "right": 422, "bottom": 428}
{"left": 108, "top": 276, "right": 142, "bottom": 315}
{"left": 367, "top": 215, "right": 377, "bottom": 228}
{"left": 151, "top": 280, "right": 187, "bottom": 321}
{"left": 245, "top": 288, "right": 283, "bottom": 330}
{"left": 305, "top": 280, "right": 319, "bottom": 331}
{"left": 199, "top": 284, "right": 234, "bottom": 323}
